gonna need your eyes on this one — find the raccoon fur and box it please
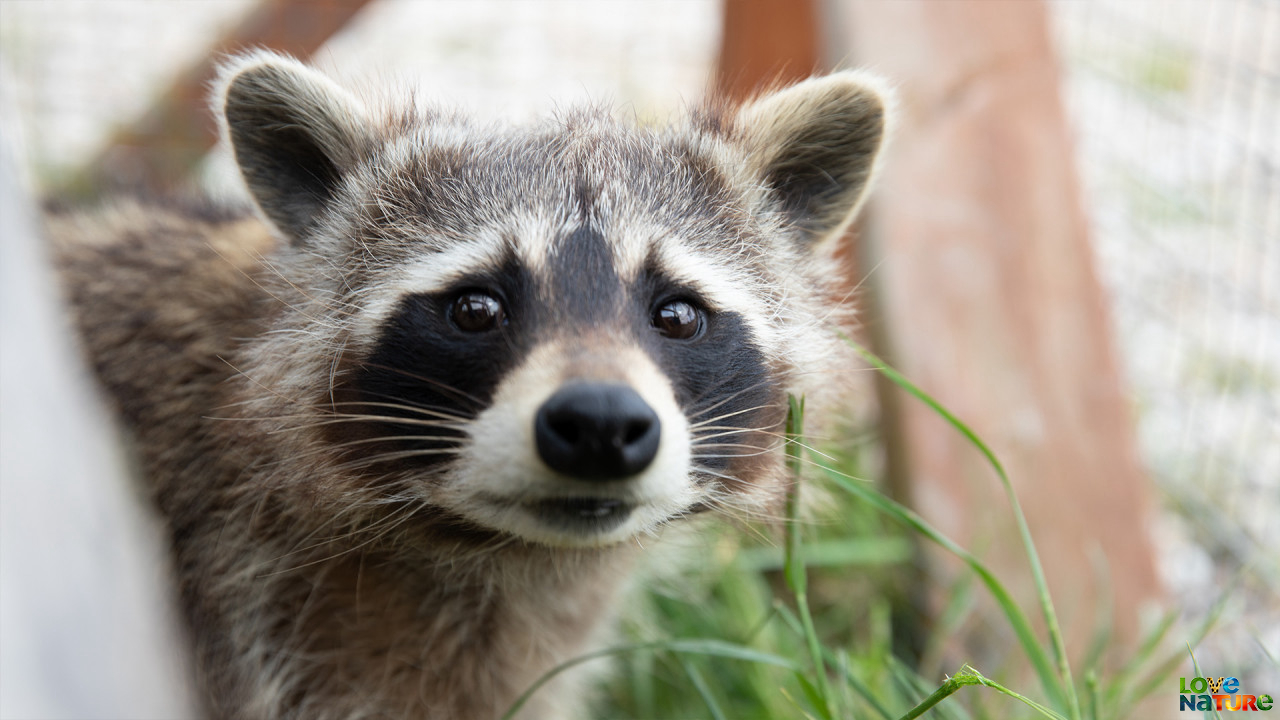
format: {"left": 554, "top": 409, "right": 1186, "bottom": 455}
{"left": 50, "top": 51, "right": 890, "bottom": 719}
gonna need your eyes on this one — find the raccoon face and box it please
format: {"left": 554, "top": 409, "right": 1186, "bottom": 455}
{"left": 219, "top": 52, "right": 889, "bottom": 548}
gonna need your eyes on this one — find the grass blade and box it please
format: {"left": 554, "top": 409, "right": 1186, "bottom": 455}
{"left": 815, "top": 460, "right": 1065, "bottom": 710}
{"left": 897, "top": 665, "right": 1071, "bottom": 720}
{"left": 678, "top": 656, "right": 728, "bottom": 720}
{"left": 784, "top": 395, "right": 836, "bottom": 719}
{"left": 1114, "top": 590, "right": 1227, "bottom": 715}
{"left": 775, "top": 601, "right": 899, "bottom": 720}
{"left": 501, "top": 639, "right": 801, "bottom": 720}
{"left": 798, "top": 674, "right": 837, "bottom": 720}
{"left": 1102, "top": 609, "right": 1177, "bottom": 709}
{"left": 960, "top": 666, "right": 1071, "bottom": 720}
{"left": 846, "top": 338, "right": 1079, "bottom": 719}
{"left": 1188, "top": 646, "right": 1223, "bottom": 720}
{"left": 1086, "top": 669, "right": 1100, "bottom": 720}
{"left": 888, "top": 655, "right": 972, "bottom": 720}
{"left": 734, "top": 537, "right": 913, "bottom": 571}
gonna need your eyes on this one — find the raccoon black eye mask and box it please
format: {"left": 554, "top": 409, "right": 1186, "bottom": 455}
{"left": 53, "top": 50, "right": 890, "bottom": 720}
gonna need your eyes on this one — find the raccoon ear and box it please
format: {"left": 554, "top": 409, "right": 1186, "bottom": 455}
{"left": 737, "top": 71, "right": 892, "bottom": 245}
{"left": 217, "top": 52, "right": 371, "bottom": 242}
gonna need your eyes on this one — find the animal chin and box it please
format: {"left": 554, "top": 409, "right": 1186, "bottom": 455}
{"left": 454, "top": 488, "right": 677, "bottom": 548}
{"left": 527, "top": 497, "right": 636, "bottom": 535}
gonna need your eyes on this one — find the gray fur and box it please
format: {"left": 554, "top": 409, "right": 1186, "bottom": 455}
{"left": 51, "top": 52, "right": 891, "bottom": 719}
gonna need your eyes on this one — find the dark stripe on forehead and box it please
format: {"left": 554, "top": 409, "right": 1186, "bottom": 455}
{"left": 543, "top": 225, "right": 621, "bottom": 325}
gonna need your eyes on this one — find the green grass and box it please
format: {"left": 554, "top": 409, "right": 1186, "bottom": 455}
{"left": 503, "top": 340, "right": 1215, "bottom": 720}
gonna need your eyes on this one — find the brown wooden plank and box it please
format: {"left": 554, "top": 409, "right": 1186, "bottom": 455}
{"left": 834, "top": 0, "right": 1163, "bottom": 670}
{"left": 715, "top": 0, "right": 821, "bottom": 103}
{"left": 66, "top": 0, "right": 375, "bottom": 197}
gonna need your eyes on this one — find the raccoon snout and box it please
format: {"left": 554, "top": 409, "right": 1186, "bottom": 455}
{"left": 534, "top": 382, "right": 662, "bottom": 481}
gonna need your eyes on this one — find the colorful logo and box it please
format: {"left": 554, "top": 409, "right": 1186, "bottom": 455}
{"left": 1179, "top": 676, "right": 1274, "bottom": 712}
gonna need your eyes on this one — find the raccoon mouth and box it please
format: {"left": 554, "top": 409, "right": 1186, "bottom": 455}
{"left": 528, "top": 497, "right": 634, "bottom": 534}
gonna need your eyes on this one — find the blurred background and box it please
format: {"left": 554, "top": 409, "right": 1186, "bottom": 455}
{"left": 0, "top": 1, "right": 1275, "bottom": 718}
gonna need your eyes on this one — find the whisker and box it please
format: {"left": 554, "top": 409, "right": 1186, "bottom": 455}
{"left": 271, "top": 414, "right": 467, "bottom": 432}
{"left": 692, "top": 486, "right": 794, "bottom": 525}
{"left": 323, "top": 399, "right": 471, "bottom": 423}
{"left": 205, "top": 243, "right": 355, "bottom": 330}
{"left": 206, "top": 408, "right": 466, "bottom": 425}
{"left": 331, "top": 448, "right": 463, "bottom": 474}
{"left": 357, "top": 362, "right": 485, "bottom": 409}
{"left": 265, "top": 434, "right": 469, "bottom": 467}
{"left": 686, "top": 377, "right": 778, "bottom": 421}
{"left": 216, "top": 356, "right": 314, "bottom": 409}
{"left": 792, "top": 453, "right": 873, "bottom": 483}
{"left": 326, "top": 336, "right": 348, "bottom": 412}
{"left": 267, "top": 498, "right": 424, "bottom": 564}
{"left": 706, "top": 500, "right": 793, "bottom": 526}
{"left": 690, "top": 403, "right": 782, "bottom": 430}
{"left": 690, "top": 465, "right": 765, "bottom": 488}
{"left": 690, "top": 426, "right": 782, "bottom": 443}
{"left": 342, "top": 390, "right": 476, "bottom": 417}
{"left": 260, "top": 500, "right": 427, "bottom": 577}
{"left": 700, "top": 430, "right": 834, "bottom": 450}
{"left": 783, "top": 439, "right": 842, "bottom": 465}
{"left": 690, "top": 440, "right": 776, "bottom": 450}
{"left": 253, "top": 248, "right": 365, "bottom": 317}
{"left": 690, "top": 428, "right": 754, "bottom": 442}
{"left": 324, "top": 435, "right": 468, "bottom": 451}
{"left": 691, "top": 452, "right": 773, "bottom": 460}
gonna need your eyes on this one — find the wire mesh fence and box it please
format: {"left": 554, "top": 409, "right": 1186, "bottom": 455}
{"left": 0, "top": 0, "right": 718, "bottom": 195}
{"left": 1, "top": 0, "right": 1275, "bottom": 704}
{"left": 1052, "top": 0, "right": 1279, "bottom": 690}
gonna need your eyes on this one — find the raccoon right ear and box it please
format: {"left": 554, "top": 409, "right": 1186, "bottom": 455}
{"left": 217, "top": 52, "right": 372, "bottom": 242}
{"left": 736, "top": 71, "right": 892, "bottom": 247}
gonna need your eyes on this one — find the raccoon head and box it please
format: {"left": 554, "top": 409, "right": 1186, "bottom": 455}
{"left": 218, "top": 52, "right": 890, "bottom": 548}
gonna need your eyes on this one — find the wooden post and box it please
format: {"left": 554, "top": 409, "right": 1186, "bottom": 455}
{"left": 64, "top": 0, "right": 375, "bottom": 197}
{"left": 715, "top": 0, "right": 821, "bottom": 102}
{"left": 832, "top": 0, "right": 1163, "bottom": 667}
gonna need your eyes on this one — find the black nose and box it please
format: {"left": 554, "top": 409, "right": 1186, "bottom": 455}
{"left": 534, "top": 382, "right": 661, "bottom": 481}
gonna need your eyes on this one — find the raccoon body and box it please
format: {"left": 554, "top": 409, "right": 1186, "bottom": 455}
{"left": 52, "top": 52, "right": 889, "bottom": 719}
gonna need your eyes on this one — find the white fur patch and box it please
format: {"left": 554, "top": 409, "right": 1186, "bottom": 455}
{"left": 511, "top": 211, "right": 565, "bottom": 278}
{"left": 442, "top": 342, "right": 695, "bottom": 548}
{"left": 346, "top": 231, "right": 511, "bottom": 348}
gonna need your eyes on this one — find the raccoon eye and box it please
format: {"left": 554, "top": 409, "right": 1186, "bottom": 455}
{"left": 450, "top": 291, "right": 505, "bottom": 333}
{"left": 652, "top": 299, "right": 704, "bottom": 340}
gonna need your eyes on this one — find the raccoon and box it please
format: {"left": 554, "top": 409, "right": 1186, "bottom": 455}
{"left": 51, "top": 51, "right": 890, "bottom": 719}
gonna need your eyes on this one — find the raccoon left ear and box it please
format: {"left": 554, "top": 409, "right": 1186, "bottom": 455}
{"left": 737, "top": 71, "right": 892, "bottom": 245}
{"left": 216, "top": 51, "right": 373, "bottom": 243}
